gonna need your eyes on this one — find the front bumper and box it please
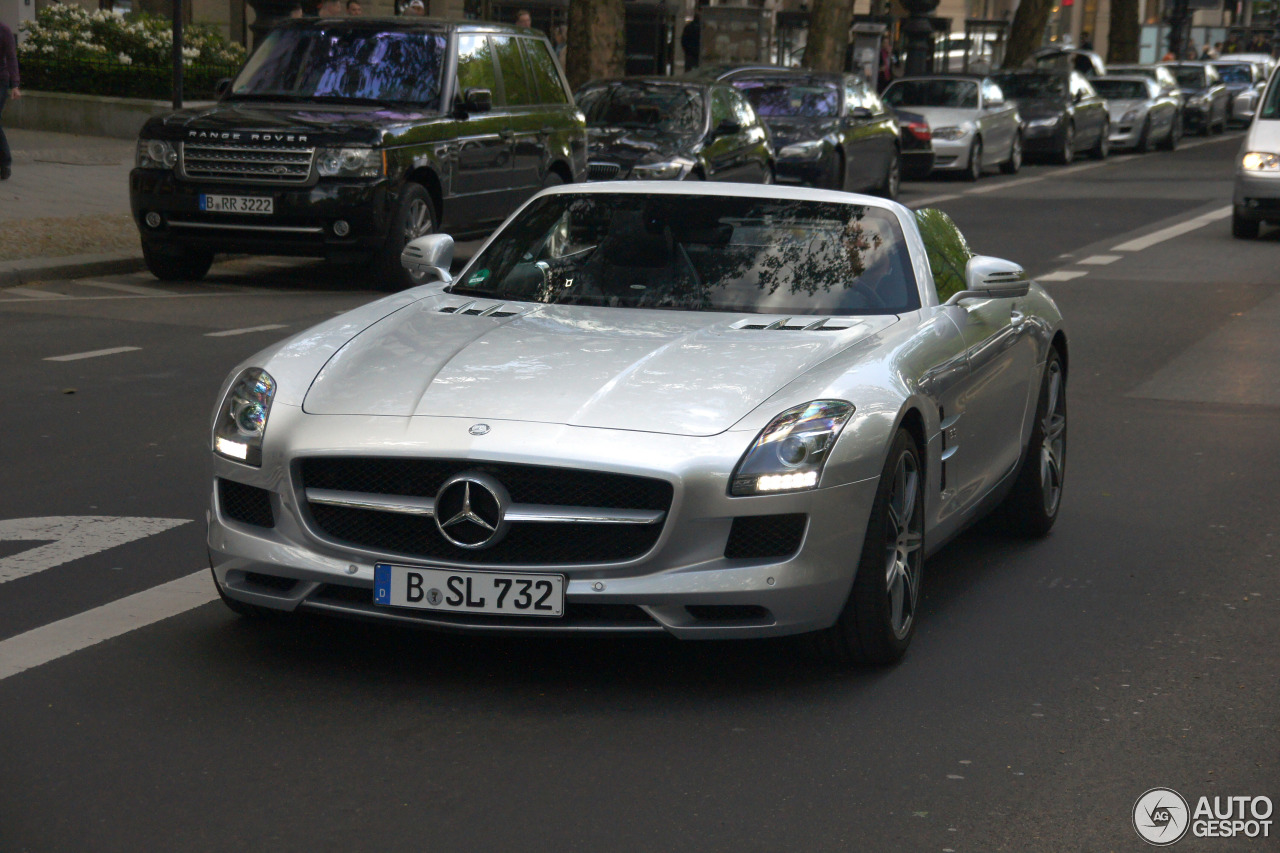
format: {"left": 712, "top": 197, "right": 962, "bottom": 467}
{"left": 1109, "top": 120, "right": 1145, "bottom": 149}
{"left": 130, "top": 169, "right": 394, "bottom": 261}
{"left": 1233, "top": 170, "right": 1280, "bottom": 223}
{"left": 928, "top": 136, "right": 974, "bottom": 171}
{"left": 774, "top": 153, "right": 832, "bottom": 187}
{"left": 209, "top": 411, "right": 882, "bottom": 640}
{"left": 1181, "top": 103, "right": 1211, "bottom": 131}
{"left": 1022, "top": 120, "right": 1066, "bottom": 153}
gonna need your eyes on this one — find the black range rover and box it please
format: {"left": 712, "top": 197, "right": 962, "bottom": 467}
{"left": 130, "top": 18, "right": 586, "bottom": 287}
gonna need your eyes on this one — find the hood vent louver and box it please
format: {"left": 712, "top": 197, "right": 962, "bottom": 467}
{"left": 436, "top": 300, "right": 523, "bottom": 319}
{"left": 730, "top": 317, "right": 856, "bottom": 332}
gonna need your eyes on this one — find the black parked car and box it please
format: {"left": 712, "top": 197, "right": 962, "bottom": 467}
{"left": 893, "top": 107, "right": 935, "bottom": 179}
{"left": 716, "top": 70, "right": 901, "bottom": 197}
{"left": 131, "top": 18, "right": 586, "bottom": 287}
{"left": 992, "top": 69, "right": 1109, "bottom": 163}
{"left": 1159, "top": 62, "right": 1231, "bottom": 135}
{"left": 575, "top": 78, "right": 774, "bottom": 183}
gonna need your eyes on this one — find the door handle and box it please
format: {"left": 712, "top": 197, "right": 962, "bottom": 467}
{"left": 1010, "top": 309, "right": 1026, "bottom": 327}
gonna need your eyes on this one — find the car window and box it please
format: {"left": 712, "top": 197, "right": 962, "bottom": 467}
{"left": 883, "top": 79, "right": 978, "bottom": 109}
{"left": 1093, "top": 79, "right": 1152, "bottom": 100}
{"left": 981, "top": 79, "right": 1002, "bottom": 104}
{"left": 991, "top": 72, "right": 1064, "bottom": 99}
{"left": 521, "top": 37, "right": 569, "bottom": 105}
{"left": 456, "top": 34, "right": 498, "bottom": 97}
{"left": 578, "top": 83, "right": 706, "bottom": 134}
{"left": 491, "top": 35, "right": 534, "bottom": 106}
{"left": 914, "top": 208, "right": 973, "bottom": 303}
{"left": 728, "top": 88, "right": 759, "bottom": 128}
{"left": 711, "top": 88, "right": 735, "bottom": 127}
{"left": 733, "top": 78, "right": 841, "bottom": 117}
{"left": 1259, "top": 73, "right": 1280, "bottom": 119}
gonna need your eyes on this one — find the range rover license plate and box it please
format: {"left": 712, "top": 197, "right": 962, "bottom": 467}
{"left": 200, "top": 194, "right": 273, "bottom": 214}
{"left": 373, "top": 563, "right": 564, "bottom": 617}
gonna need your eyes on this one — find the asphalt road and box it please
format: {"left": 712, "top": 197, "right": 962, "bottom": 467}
{"left": 1, "top": 133, "right": 1276, "bottom": 852}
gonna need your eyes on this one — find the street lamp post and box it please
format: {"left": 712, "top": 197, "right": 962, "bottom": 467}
{"left": 902, "top": 0, "right": 939, "bottom": 76}
{"left": 172, "top": 0, "right": 184, "bottom": 110}
{"left": 1167, "top": 0, "right": 1191, "bottom": 60}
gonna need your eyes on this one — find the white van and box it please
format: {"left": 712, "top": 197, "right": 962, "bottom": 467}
{"left": 1232, "top": 65, "right": 1280, "bottom": 238}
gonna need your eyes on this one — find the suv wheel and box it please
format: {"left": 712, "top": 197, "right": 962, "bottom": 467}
{"left": 142, "top": 243, "right": 214, "bottom": 282}
{"left": 378, "top": 183, "right": 436, "bottom": 291}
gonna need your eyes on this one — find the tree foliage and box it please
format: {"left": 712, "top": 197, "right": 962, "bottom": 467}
{"left": 565, "top": 0, "right": 625, "bottom": 91}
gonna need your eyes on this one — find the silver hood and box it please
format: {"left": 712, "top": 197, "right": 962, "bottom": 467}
{"left": 302, "top": 300, "right": 896, "bottom": 436}
{"left": 894, "top": 107, "right": 981, "bottom": 128}
{"left": 1106, "top": 98, "right": 1148, "bottom": 121}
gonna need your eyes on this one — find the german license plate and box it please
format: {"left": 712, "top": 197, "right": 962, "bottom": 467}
{"left": 200, "top": 194, "right": 273, "bottom": 214}
{"left": 373, "top": 563, "right": 564, "bottom": 617}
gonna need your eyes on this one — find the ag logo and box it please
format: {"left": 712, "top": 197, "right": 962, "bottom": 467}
{"left": 1134, "top": 787, "right": 1190, "bottom": 846}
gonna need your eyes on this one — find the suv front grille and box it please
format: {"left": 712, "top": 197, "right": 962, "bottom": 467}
{"left": 299, "top": 457, "right": 673, "bottom": 565}
{"left": 587, "top": 162, "right": 622, "bottom": 181}
{"left": 181, "top": 142, "right": 314, "bottom": 184}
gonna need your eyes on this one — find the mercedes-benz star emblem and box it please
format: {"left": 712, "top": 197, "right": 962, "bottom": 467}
{"left": 434, "top": 472, "right": 511, "bottom": 550}
{"left": 469, "top": 423, "right": 490, "bottom": 436}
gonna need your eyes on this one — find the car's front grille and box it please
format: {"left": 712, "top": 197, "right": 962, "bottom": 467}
{"left": 298, "top": 457, "right": 673, "bottom": 565}
{"left": 724, "top": 514, "right": 807, "bottom": 560}
{"left": 587, "top": 162, "right": 622, "bottom": 181}
{"left": 218, "top": 478, "right": 275, "bottom": 528}
{"left": 181, "top": 142, "right": 314, "bottom": 184}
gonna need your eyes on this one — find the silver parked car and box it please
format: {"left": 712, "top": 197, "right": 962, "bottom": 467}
{"left": 1212, "top": 60, "right": 1268, "bottom": 125}
{"left": 208, "top": 183, "right": 1068, "bottom": 665}
{"left": 882, "top": 75, "right": 1023, "bottom": 180}
{"left": 1093, "top": 75, "right": 1181, "bottom": 151}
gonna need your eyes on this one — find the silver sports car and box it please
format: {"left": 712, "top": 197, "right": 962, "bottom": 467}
{"left": 208, "top": 183, "right": 1068, "bottom": 665}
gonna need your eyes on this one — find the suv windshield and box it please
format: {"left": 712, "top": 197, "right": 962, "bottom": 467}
{"left": 883, "top": 79, "right": 978, "bottom": 109}
{"left": 577, "top": 84, "right": 705, "bottom": 134}
{"left": 1169, "top": 67, "right": 1207, "bottom": 89}
{"left": 1213, "top": 63, "right": 1254, "bottom": 84}
{"left": 992, "top": 73, "right": 1066, "bottom": 99}
{"left": 1092, "top": 79, "right": 1150, "bottom": 99}
{"left": 733, "top": 79, "right": 841, "bottom": 117}
{"left": 232, "top": 26, "right": 447, "bottom": 105}
{"left": 452, "top": 193, "right": 917, "bottom": 315}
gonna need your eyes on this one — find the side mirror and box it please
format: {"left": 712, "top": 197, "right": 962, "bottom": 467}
{"left": 714, "top": 117, "right": 742, "bottom": 137}
{"left": 463, "top": 88, "right": 493, "bottom": 114}
{"left": 401, "top": 233, "right": 455, "bottom": 284}
{"left": 215, "top": 78, "right": 233, "bottom": 99}
{"left": 1073, "top": 90, "right": 1084, "bottom": 103}
{"left": 944, "top": 255, "right": 1030, "bottom": 304}
{"left": 848, "top": 106, "right": 874, "bottom": 120}
{"left": 985, "top": 98, "right": 1004, "bottom": 108}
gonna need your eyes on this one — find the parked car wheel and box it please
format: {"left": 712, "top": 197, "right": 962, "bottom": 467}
{"left": 1160, "top": 115, "right": 1180, "bottom": 151}
{"left": 1000, "top": 132, "right": 1022, "bottom": 174}
{"left": 1057, "top": 123, "right": 1075, "bottom": 164}
{"left": 761, "top": 164, "right": 775, "bottom": 185}
{"left": 1137, "top": 117, "right": 1153, "bottom": 153}
{"left": 828, "top": 151, "right": 846, "bottom": 191}
{"left": 876, "top": 149, "right": 901, "bottom": 199}
{"left": 377, "top": 183, "right": 436, "bottom": 291}
{"left": 1091, "top": 121, "right": 1109, "bottom": 159}
{"left": 810, "top": 428, "right": 924, "bottom": 666}
{"left": 142, "top": 243, "right": 214, "bottom": 282}
{"left": 997, "top": 349, "right": 1067, "bottom": 537}
{"left": 1232, "top": 210, "right": 1261, "bottom": 239}
{"left": 965, "top": 138, "right": 983, "bottom": 181}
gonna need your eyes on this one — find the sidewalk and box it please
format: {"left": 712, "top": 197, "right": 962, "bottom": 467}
{"left": 0, "top": 129, "right": 144, "bottom": 285}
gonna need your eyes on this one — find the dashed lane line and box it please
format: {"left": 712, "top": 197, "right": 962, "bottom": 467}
{"left": 1111, "top": 205, "right": 1232, "bottom": 252}
{"left": 6, "top": 286, "right": 69, "bottom": 299}
{"left": 44, "top": 346, "right": 142, "bottom": 362}
{"left": 205, "top": 324, "right": 289, "bottom": 337}
{"left": 1038, "top": 270, "right": 1090, "bottom": 282}
{"left": 0, "top": 570, "right": 214, "bottom": 682}
{"left": 1079, "top": 254, "right": 1123, "bottom": 265}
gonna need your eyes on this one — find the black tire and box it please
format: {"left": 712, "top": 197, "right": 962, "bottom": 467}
{"left": 761, "top": 163, "right": 775, "bottom": 185}
{"left": 810, "top": 429, "right": 924, "bottom": 666}
{"left": 542, "top": 170, "right": 566, "bottom": 189}
{"left": 1091, "top": 121, "right": 1110, "bottom": 159}
{"left": 828, "top": 151, "right": 846, "bottom": 191}
{"left": 964, "top": 138, "right": 983, "bottom": 182}
{"left": 376, "top": 182, "right": 436, "bottom": 291}
{"left": 997, "top": 349, "right": 1067, "bottom": 537}
{"left": 142, "top": 243, "right": 214, "bottom": 282}
{"left": 1232, "top": 210, "right": 1260, "bottom": 239}
{"left": 212, "top": 570, "right": 286, "bottom": 620}
{"left": 1055, "top": 123, "right": 1075, "bottom": 164}
{"left": 1000, "top": 132, "right": 1022, "bottom": 174}
{"left": 1137, "top": 117, "right": 1153, "bottom": 153}
{"left": 876, "top": 148, "right": 900, "bottom": 199}
{"left": 1160, "top": 114, "right": 1180, "bottom": 151}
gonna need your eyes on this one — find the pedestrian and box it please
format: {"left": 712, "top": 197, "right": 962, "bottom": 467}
{"left": 346, "top": 0, "right": 363, "bottom": 14}
{"left": 681, "top": 14, "right": 701, "bottom": 71}
{"left": 1161, "top": 50, "right": 1176, "bottom": 61}
{"left": 878, "top": 39, "right": 893, "bottom": 91}
{"left": 0, "top": 18, "right": 18, "bottom": 182}
{"left": 515, "top": 9, "right": 532, "bottom": 28}
{"left": 552, "top": 24, "right": 568, "bottom": 66}
{"left": 318, "top": 0, "right": 344, "bottom": 15}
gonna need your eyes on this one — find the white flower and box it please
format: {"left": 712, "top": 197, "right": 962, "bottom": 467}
{"left": 118, "top": 52, "right": 132, "bottom": 64}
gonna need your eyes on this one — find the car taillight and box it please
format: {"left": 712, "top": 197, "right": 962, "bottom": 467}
{"left": 905, "top": 122, "right": 932, "bottom": 142}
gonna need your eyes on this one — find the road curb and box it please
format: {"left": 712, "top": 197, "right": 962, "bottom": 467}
{"left": 0, "top": 251, "right": 148, "bottom": 287}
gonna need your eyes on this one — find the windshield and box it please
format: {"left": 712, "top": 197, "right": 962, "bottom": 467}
{"left": 452, "top": 193, "right": 918, "bottom": 315}
{"left": 991, "top": 73, "right": 1066, "bottom": 99}
{"left": 1169, "top": 67, "right": 1207, "bottom": 89}
{"left": 1092, "top": 79, "right": 1150, "bottom": 99}
{"left": 577, "top": 84, "right": 705, "bottom": 134}
{"left": 231, "top": 27, "right": 447, "bottom": 104}
{"left": 1213, "top": 63, "right": 1253, "bottom": 84}
{"left": 733, "top": 79, "right": 840, "bottom": 117}
{"left": 1260, "top": 76, "right": 1280, "bottom": 119}
{"left": 883, "top": 79, "right": 978, "bottom": 109}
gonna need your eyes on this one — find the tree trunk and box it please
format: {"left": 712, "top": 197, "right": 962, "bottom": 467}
{"left": 1106, "top": 0, "right": 1141, "bottom": 64}
{"left": 802, "top": 0, "right": 856, "bottom": 73}
{"left": 565, "top": 0, "right": 626, "bottom": 92}
{"left": 1002, "top": 0, "right": 1053, "bottom": 68}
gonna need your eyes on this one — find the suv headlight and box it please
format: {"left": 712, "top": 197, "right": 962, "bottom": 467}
{"left": 1026, "top": 116, "right": 1060, "bottom": 129}
{"left": 1121, "top": 108, "right": 1141, "bottom": 123}
{"left": 730, "top": 400, "right": 854, "bottom": 496}
{"left": 136, "top": 138, "right": 177, "bottom": 170}
{"left": 213, "top": 368, "right": 277, "bottom": 466}
{"left": 1242, "top": 151, "right": 1280, "bottom": 172}
{"left": 932, "top": 125, "right": 971, "bottom": 140}
{"left": 631, "top": 158, "right": 694, "bottom": 180}
{"left": 316, "top": 147, "right": 384, "bottom": 178}
{"left": 778, "top": 140, "right": 827, "bottom": 159}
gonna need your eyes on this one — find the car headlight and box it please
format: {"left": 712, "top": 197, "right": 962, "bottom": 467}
{"left": 316, "top": 147, "right": 384, "bottom": 178}
{"left": 778, "top": 140, "right": 827, "bottom": 160}
{"left": 1026, "top": 116, "right": 1060, "bottom": 128}
{"left": 1242, "top": 151, "right": 1280, "bottom": 172}
{"left": 1121, "top": 108, "right": 1141, "bottom": 123}
{"left": 136, "top": 138, "right": 177, "bottom": 170}
{"left": 630, "top": 158, "right": 694, "bottom": 180}
{"left": 730, "top": 400, "right": 854, "bottom": 496}
{"left": 931, "top": 125, "right": 970, "bottom": 140}
{"left": 213, "top": 368, "right": 277, "bottom": 466}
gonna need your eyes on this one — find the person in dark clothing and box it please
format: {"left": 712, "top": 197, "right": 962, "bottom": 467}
{"left": 681, "top": 15, "right": 701, "bottom": 71}
{"left": 0, "top": 20, "right": 19, "bottom": 181}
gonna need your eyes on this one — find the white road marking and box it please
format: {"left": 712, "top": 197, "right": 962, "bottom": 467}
{"left": 908, "top": 193, "right": 962, "bottom": 207}
{"left": 205, "top": 324, "right": 288, "bottom": 337}
{"left": 1079, "top": 254, "right": 1123, "bottom": 265}
{"left": 1038, "top": 270, "right": 1089, "bottom": 282}
{"left": 965, "top": 175, "right": 1045, "bottom": 195}
{"left": 1111, "top": 205, "right": 1232, "bottom": 252}
{"left": 6, "top": 286, "right": 68, "bottom": 299}
{"left": 44, "top": 346, "right": 142, "bottom": 362}
{"left": 0, "top": 516, "right": 190, "bottom": 584}
{"left": 78, "top": 279, "right": 172, "bottom": 296}
{"left": 0, "top": 570, "right": 214, "bottom": 681}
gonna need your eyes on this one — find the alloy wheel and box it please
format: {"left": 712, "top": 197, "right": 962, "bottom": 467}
{"left": 404, "top": 197, "right": 433, "bottom": 243}
{"left": 1040, "top": 361, "right": 1066, "bottom": 516}
{"left": 883, "top": 450, "right": 923, "bottom": 639}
